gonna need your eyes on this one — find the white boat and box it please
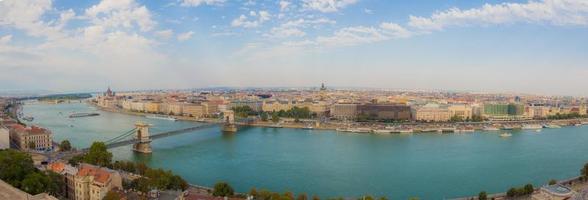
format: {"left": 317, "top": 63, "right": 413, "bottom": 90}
{"left": 544, "top": 124, "right": 561, "bottom": 129}
{"left": 501, "top": 126, "right": 514, "bottom": 130}
{"left": 302, "top": 126, "right": 314, "bottom": 130}
{"left": 352, "top": 128, "right": 372, "bottom": 133}
{"left": 146, "top": 115, "right": 177, "bottom": 121}
{"left": 398, "top": 128, "right": 413, "bottom": 134}
{"left": 500, "top": 133, "right": 513, "bottom": 137}
{"left": 373, "top": 129, "right": 392, "bottom": 134}
{"left": 522, "top": 124, "right": 543, "bottom": 130}
{"left": 483, "top": 126, "right": 500, "bottom": 131}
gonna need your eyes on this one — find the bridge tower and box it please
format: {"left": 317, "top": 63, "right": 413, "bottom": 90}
{"left": 133, "top": 122, "right": 152, "bottom": 154}
{"left": 221, "top": 110, "right": 238, "bottom": 133}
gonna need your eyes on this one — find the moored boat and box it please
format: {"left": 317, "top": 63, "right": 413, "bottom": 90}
{"left": 146, "top": 115, "right": 177, "bottom": 121}
{"left": 500, "top": 133, "right": 513, "bottom": 137}
{"left": 69, "top": 112, "right": 100, "bottom": 118}
{"left": 522, "top": 124, "right": 543, "bottom": 130}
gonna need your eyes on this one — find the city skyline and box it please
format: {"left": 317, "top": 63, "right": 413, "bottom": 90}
{"left": 1, "top": 0, "right": 588, "bottom": 95}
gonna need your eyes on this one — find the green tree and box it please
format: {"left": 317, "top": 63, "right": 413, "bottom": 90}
{"left": 21, "top": 172, "right": 48, "bottom": 195}
{"left": 360, "top": 195, "right": 374, "bottom": 200}
{"left": 46, "top": 171, "right": 65, "bottom": 196}
{"left": 59, "top": 140, "right": 72, "bottom": 151}
{"left": 212, "top": 182, "right": 234, "bottom": 197}
{"left": 260, "top": 112, "right": 269, "bottom": 121}
{"left": 0, "top": 149, "right": 37, "bottom": 188}
{"left": 506, "top": 188, "right": 517, "bottom": 197}
{"left": 83, "top": 142, "right": 112, "bottom": 167}
{"left": 523, "top": 184, "right": 534, "bottom": 195}
{"left": 582, "top": 162, "right": 588, "bottom": 179}
{"left": 549, "top": 179, "right": 557, "bottom": 185}
{"left": 249, "top": 188, "right": 258, "bottom": 198}
{"left": 283, "top": 191, "right": 295, "bottom": 200}
{"left": 103, "top": 190, "right": 122, "bottom": 200}
{"left": 312, "top": 195, "right": 320, "bottom": 200}
{"left": 378, "top": 197, "right": 388, "bottom": 200}
{"left": 272, "top": 113, "right": 280, "bottom": 123}
{"left": 478, "top": 191, "right": 487, "bottom": 200}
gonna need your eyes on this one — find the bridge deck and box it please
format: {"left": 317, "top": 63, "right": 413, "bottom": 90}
{"left": 92, "top": 123, "right": 220, "bottom": 150}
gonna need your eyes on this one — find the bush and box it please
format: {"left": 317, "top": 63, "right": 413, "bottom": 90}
{"left": 212, "top": 182, "right": 234, "bottom": 197}
{"left": 478, "top": 191, "right": 487, "bottom": 200}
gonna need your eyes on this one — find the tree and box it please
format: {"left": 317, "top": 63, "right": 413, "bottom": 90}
{"left": 506, "top": 188, "right": 517, "bottom": 197}
{"left": 523, "top": 184, "right": 534, "bottom": 195}
{"left": 283, "top": 191, "right": 295, "bottom": 200}
{"left": 297, "top": 193, "right": 308, "bottom": 200}
{"left": 0, "top": 149, "right": 37, "bottom": 188}
{"left": 103, "top": 190, "right": 122, "bottom": 200}
{"left": 312, "top": 195, "right": 320, "bottom": 200}
{"left": 83, "top": 142, "right": 112, "bottom": 167}
{"left": 249, "top": 188, "right": 258, "bottom": 198}
{"left": 46, "top": 171, "right": 65, "bottom": 196}
{"left": 212, "top": 182, "right": 234, "bottom": 197}
{"left": 377, "top": 197, "right": 387, "bottom": 200}
{"left": 478, "top": 191, "right": 487, "bottom": 200}
{"left": 21, "top": 172, "right": 49, "bottom": 195}
{"left": 582, "top": 162, "right": 588, "bottom": 179}
{"left": 59, "top": 140, "right": 72, "bottom": 151}
{"left": 260, "top": 112, "right": 269, "bottom": 121}
{"left": 549, "top": 179, "right": 557, "bottom": 185}
{"left": 272, "top": 113, "right": 280, "bottom": 123}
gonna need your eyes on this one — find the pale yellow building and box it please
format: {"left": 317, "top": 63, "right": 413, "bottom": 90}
{"left": 448, "top": 104, "right": 473, "bottom": 119}
{"left": 330, "top": 104, "right": 358, "bottom": 120}
{"left": 413, "top": 104, "right": 451, "bottom": 122}
{"left": 8, "top": 124, "right": 53, "bottom": 151}
{"left": 144, "top": 102, "right": 161, "bottom": 113}
{"left": 183, "top": 103, "right": 206, "bottom": 118}
{"left": 74, "top": 164, "right": 122, "bottom": 200}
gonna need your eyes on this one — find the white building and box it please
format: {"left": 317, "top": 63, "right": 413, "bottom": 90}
{"left": 0, "top": 126, "right": 9, "bottom": 150}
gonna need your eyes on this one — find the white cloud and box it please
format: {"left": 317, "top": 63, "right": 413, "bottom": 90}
{"left": 364, "top": 8, "right": 373, "bottom": 14}
{"left": 0, "top": 0, "right": 64, "bottom": 39}
{"left": 264, "top": 17, "right": 336, "bottom": 38}
{"left": 0, "top": 35, "right": 11, "bottom": 44}
{"left": 231, "top": 10, "right": 271, "bottom": 28}
{"left": 85, "top": 0, "right": 155, "bottom": 32}
{"left": 408, "top": 0, "right": 588, "bottom": 31}
{"left": 177, "top": 31, "right": 194, "bottom": 41}
{"left": 156, "top": 29, "right": 174, "bottom": 39}
{"left": 302, "top": 0, "right": 358, "bottom": 13}
{"left": 286, "top": 22, "right": 411, "bottom": 47}
{"left": 180, "top": 0, "right": 225, "bottom": 7}
{"left": 279, "top": 1, "right": 291, "bottom": 12}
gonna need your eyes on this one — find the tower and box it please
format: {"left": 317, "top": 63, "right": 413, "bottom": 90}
{"left": 221, "top": 110, "right": 238, "bottom": 133}
{"left": 133, "top": 122, "right": 152, "bottom": 154}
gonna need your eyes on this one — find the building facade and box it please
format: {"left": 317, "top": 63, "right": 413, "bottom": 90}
{"left": 330, "top": 104, "right": 358, "bottom": 120}
{"left": 0, "top": 126, "right": 9, "bottom": 150}
{"left": 8, "top": 124, "right": 53, "bottom": 151}
{"left": 74, "top": 164, "right": 122, "bottom": 200}
{"left": 358, "top": 103, "right": 412, "bottom": 121}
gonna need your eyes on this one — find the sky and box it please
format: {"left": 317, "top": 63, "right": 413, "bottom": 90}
{"left": 0, "top": 0, "right": 588, "bottom": 96}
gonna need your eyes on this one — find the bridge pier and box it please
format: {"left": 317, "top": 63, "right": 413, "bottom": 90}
{"left": 133, "top": 122, "right": 152, "bottom": 154}
{"left": 221, "top": 111, "right": 238, "bottom": 133}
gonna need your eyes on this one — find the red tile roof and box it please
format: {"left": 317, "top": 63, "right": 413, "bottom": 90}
{"left": 77, "top": 165, "right": 112, "bottom": 184}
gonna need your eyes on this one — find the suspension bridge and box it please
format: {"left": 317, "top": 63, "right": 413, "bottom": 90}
{"left": 81, "top": 110, "right": 240, "bottom": 154}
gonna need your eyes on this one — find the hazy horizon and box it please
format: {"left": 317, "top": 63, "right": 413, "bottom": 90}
{"left": 1, "top": 0, "right": 588, "bottom": 96}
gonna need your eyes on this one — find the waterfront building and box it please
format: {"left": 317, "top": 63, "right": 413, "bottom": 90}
{"left": 230, "top": 100, "right": 263, "bottom": 112}
{"left": 144, "top": 102, "right": 162, "bottom": 113}
{"left": 129, "top": 101, "right": 145, "bottom": 112}
{"left": 482, "top": 103, "right": 527, "bottom": 121}
{"left": 8, "top": 124, "right": 53, "bottom": 151}
{"left": 0, "top": 126, "right": 9, "bottom": 149}
{"left": 412, "top": 103, "right": 451, "bottom": 122}
{"left": 183, "top": 103, "right": 206, "bottom": 118}
{"left": 330, "top": 103, "right": 358, "bottom": 120}
{"left": 262, "top": 100, "right": 293, "bottom": 112}
{"left": 448, "top": 104, "right": 473, "bottom": 119}
{"left": 202, "top": 100, "right": 226, "bottom": 116}
{"left": 357, "top": 103, "right": 412, "bottom": 121}
{"left": 74, "top": 164, "right": 122, "bottom": 200}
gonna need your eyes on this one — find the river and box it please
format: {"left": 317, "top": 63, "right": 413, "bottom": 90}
{"left": 21, "top": 101, "right": 588, "bottom": 199}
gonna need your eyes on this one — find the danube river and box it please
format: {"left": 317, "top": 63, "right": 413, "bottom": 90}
{"left": 22, "top": 102, "right": 588, "bottom": 199}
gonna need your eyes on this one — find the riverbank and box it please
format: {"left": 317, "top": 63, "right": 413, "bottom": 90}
{"left": 89, "top": 101, "right": 588, "bottom": 134}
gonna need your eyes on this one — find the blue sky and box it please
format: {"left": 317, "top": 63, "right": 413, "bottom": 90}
{"left": 1, "top": 0, "right": 588, "bottom": 95}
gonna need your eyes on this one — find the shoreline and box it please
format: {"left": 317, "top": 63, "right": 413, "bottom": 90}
{"left": 86, "top": 101, "right": 588, "bottom": 134}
